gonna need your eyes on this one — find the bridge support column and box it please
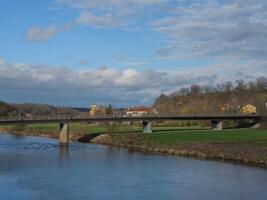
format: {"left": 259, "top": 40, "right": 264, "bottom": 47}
{"left": 59, "top": 122, "right": 69, "bottom": 146}
{"left": 211, "top": 120, "right": 223, "bottom": 130}
{"left": 143, "top": 121, "right": 152, "bottom": 133}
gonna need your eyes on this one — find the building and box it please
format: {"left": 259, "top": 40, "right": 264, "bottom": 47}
{"left": 89, "top": 104, "right": 97, "bottom": 116}
{"left": 221, "top": 104, "right": 239, "bottom": 113}
{"left": 126, "top": 107, "right": 158, "bottom": 117}
{"left": 240, "top": 104, "right": 256, "bottom": 114}
{"left": 89, "top": 104, "right": 106, "bottom": 116}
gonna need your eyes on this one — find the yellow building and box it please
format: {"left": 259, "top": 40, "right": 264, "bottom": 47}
{"left": 240, "top": 104, "right": 256, "bottom": 114}
{"left": 89, "top": 104, "right": 98, "bottom": 116}
{"left": 89, "top": 104, "right": 106, "bottom": 116}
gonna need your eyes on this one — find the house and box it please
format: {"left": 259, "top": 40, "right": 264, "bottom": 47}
{"left": 126, "top": 107, "right": 158, "bottom": 117}
{"left": 240, "top": 104, "right": 256, "bottom": 114}
{"left": 24, "top": 113, "right": 33, "bottom": 120}
{"left": 221, "top": 104, "right": 239, "bottom": 113}
{"left": 89, "top": 104, "right": 97, "bottom": 116}
{"left": 89, "top": 104, "right": 106, "bottom": 116}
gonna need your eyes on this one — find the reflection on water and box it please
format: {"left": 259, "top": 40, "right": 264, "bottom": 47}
{"left": 0, "top": 133, "right": 267, "bottom": 200}
{"left": 59, "top": 146, "right": 69, "bottom": 160}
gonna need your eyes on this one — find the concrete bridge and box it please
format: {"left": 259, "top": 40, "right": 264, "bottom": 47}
{"left": 0, "top": 114, "right": 265, "bottom": 145}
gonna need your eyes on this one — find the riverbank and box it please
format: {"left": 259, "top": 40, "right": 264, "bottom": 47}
{"left": 89, "top": 129, "right": 267, "bottom": 168}
{"left": 1, "top": 124, "right": 267, "bottom": 168}
{"left": 0, "top": 128, "right": 58, "bottom": 138}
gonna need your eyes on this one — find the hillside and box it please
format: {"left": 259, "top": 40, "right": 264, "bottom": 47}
{"left": 0, "top": 101, "right": 17, "bottom": 116}
{"left": 0, "top": 101, "right": 87, "bottom": 118}
{"left": 12, "top": 103, "right": 85, "bottom": 117}
{"left": 154, "top": 78, "right": 267, "bottom": 114}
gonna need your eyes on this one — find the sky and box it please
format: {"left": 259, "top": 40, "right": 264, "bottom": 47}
{"left": 0, "top": 0, "right": 267, "bottom": 107}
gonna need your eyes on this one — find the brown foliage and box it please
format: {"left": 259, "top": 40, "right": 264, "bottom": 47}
{"left": 154, "top": 78, "right": 267, "bottom": 114}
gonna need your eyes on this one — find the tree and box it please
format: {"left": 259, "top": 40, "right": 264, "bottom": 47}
{"left": 248, "top": 81, "right": 256, "bottom": 92}
{"left": 154, "top": 94, "right": 171, "bottom": 114}
{"left": 224, "top": 81, "right": 234, "bottom": 93}
{"left": 190, "top": 84, "right": 201, "bottom": 95}
{"left": 178, "top": 87, "right": 190, "bottom": 96}
{"left": 105, "top": 104, "right": 113, "bottom": 115}
{"left": 256, "top": 77, "right": 267, "bottom": 92}
{"left": 0, "top": 101, "right": 16, "bottom": 116}
{"left": 235, "top": 79, "right": 246, "bottom": 92}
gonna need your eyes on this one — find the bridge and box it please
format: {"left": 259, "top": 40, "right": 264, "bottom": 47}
{"left": 0, "top": 113, "right": 265, "bottom": 145}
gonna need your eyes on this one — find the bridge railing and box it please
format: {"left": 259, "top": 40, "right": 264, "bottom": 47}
{"left": 0, "top": 113, "right": 264, "bottom": 122}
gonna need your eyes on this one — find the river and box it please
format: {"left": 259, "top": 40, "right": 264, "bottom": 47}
{"left": 0, "top": 133, "right": 267, "bottom": 200}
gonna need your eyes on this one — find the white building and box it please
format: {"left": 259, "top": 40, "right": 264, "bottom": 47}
{"left": 125, "top": 107, "right": 158, "bottom": 117}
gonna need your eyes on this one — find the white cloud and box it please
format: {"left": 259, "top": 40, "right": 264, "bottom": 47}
{"left": 27, "top": 24, "right": 73, "bottom": 41}
{"left": 57, "top": 0, "right": 169, "bottom": 28}
{"left": 153, "top": 1, "right": 267, "bottom": 61}
{"left": 27, "top": 25, "right": 61, "bottom": 41}
{"left": 54, "top": 0, "right": 267, "bottom": 64}
{"left": 57, "top": 0, "right": 167, "bottom": 9}
{"left": 29, "top": 0, "right": 267, "bottom": 66}
{"left": 0, "top": 58, "right": 266, "bottom": 106}
{"left": 16, "top": 0, "right": 267, "bottom": 105}
{"left": 76, "top": 12, "right": 123, "bottom": 28}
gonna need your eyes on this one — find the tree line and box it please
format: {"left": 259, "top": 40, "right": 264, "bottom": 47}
{"left": 154, "top": 77, "right": 267, "bottom": 114}
{"left": 0, "top": 102, "right": 86, "bottom": 117}
{"left": 0, "top": 101, "right": 17, "bottom": 116}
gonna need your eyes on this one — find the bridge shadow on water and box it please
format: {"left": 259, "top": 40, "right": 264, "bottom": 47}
{"left": 77, "top": 133, "right": 105, "bottom": 143}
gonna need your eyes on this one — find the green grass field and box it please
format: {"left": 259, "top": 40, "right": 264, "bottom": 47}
{"left": 145, "top": 129, "right": 267, "bottom": 146}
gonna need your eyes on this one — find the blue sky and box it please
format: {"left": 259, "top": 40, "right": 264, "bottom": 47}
{"left": 0, "top": 0, "right": 210, "bottom": 70}
{"left": 0, "top": 0, "right": 267, "bottom": 107}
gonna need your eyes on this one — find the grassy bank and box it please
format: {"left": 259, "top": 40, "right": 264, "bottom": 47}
{"left": 146, "top": 129, "right": 267, "bottom": 146}
{"left": 90, "top": 129, "right": 267, "bottom": 167}
{"left": 94, "top": 129, "right": 267, "bottom": 148}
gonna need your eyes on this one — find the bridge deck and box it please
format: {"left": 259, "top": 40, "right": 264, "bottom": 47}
{"left": 0, "top": 114, "right": 265, "bottom": 125}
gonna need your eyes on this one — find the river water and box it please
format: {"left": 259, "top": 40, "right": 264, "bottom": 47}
{"left": 0, "top": 133, "right": 267, "bottom": 200}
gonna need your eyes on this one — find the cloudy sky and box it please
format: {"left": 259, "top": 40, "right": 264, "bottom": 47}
{"left": 0, "top": 0, "right": 267, "bottom": 107}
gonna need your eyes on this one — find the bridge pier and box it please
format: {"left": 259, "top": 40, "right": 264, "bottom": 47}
{"left": 143, "top": 121, "right": 152, "bottom": 133}
{"left": 59, "top": 122, "right": 69, "bottom": 146}
{"left": 211, "top": 120, "right": 223, "bottom": 130}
